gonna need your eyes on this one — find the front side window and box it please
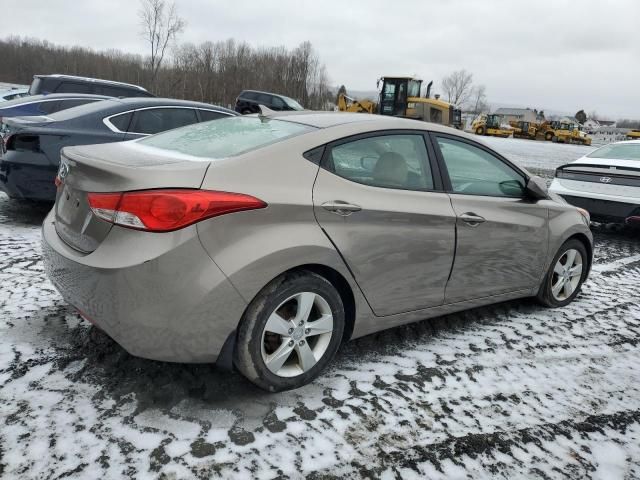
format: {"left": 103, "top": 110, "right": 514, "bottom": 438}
{"left": 56, "top": 82, "right": 91, "bottom": 94}
{"left": 327, "top": 134, "right": 434, "bottom": 190}
{"left": 129, "top": 108, "right": 198, "bottom": 135}
{"left": 139, "top": 116, "right": 315, "bottom": 159}
{"left": 271, "top": 96, "right": 285, "bottom": 109}
{"left": 436, "top": 137, "right": 525, "bottom": 197}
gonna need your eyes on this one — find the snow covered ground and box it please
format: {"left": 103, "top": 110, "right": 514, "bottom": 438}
{"left": 1, "top": 139, "right": 639, "bottom": 479}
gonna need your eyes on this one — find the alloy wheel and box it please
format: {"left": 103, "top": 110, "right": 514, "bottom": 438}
{"left": 260, "top": 292, "right": 334, "bottom": 377}
{"left": 551, "top": 248, "right": 583, "bottom": 301}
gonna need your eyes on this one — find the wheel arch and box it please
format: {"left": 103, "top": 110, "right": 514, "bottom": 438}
{"left": 566, "top": 232, "right": 593, "bottom": 277}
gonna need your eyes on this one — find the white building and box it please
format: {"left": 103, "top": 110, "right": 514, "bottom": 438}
{"left": 494, "top": 108, "right": 538, "bottom": 123}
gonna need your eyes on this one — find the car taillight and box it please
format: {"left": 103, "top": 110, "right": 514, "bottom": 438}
{"left": 87, "top": 189, "right": 267, "bottom": 232}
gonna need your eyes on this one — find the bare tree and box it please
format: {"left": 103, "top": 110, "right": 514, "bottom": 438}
{"left": 469, "top": 85, "right": 489, "bottom": 114}
{"left": 139, "top": 0, "right": 185, "bottom": 93}
{"left": 441, "top": 69, "right": 474, "bottom": 107}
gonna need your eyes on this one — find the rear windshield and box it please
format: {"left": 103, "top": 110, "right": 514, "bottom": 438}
{"left": 138, "top": 116, "right": 316, "bottom": 159}
{"left": 587, "top": 143, "right": 640, "bottom": 161}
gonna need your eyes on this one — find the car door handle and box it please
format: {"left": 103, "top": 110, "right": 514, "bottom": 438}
{"left": 322, "top": 201, "right": 362, "bottom": 216}
{"left": 459, "top": 212, "right": 486, "bottom": 226}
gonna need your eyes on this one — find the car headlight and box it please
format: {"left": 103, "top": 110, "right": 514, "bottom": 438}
{"left": 576, "top": 207, "right": 590, "bottom": 225}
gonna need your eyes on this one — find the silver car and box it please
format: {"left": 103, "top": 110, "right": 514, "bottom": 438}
{"left": 42, "top": 111, "right": 593, "bottom": 391}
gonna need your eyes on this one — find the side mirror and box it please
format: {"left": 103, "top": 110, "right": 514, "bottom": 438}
{"left": 525, "top": 176, "right": 549, "bottom": 200}
{"left": 499, "top": 179, "right": 525, "bottom": 197}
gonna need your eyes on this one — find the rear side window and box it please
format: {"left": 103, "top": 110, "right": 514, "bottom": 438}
{"left": 257, "top": 93, "right": 272, "bottom": 104}
{"left": 129, "top": 108, "right": 198, "bottom": 135}
{"left": 198, "top": 109, "right": 227, "bottom": 122}
{"left": 327, "top": 134, "right": 434, "bottom": 191}
{"left": 271, "top": 96, "right": 285, "bottom": 109}
{"left": 108, "top": 112, "right": 133, "bottom": 132}
{"left": 38, "top": 101, "right": 61, "bottom": 114}
{"left": 139, "top": 116, "right": 315, "bottom": 159}
{"left": 56, "top": 82, "right": 92, "bottom": 94}
{"left": 242, "top": 92, "right": 258, "bottom": 101}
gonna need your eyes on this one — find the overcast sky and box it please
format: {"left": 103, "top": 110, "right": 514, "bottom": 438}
{"left": 6, "top": 0, "right": 639, "bottom": 118}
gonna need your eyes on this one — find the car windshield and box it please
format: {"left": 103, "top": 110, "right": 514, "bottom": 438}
{"left": 282, "top": 96, "right": 304, "bottom": 110}
{"left": 587, "top": 143, "right": 640, "bottom": 161}
{"left": 139, "top": 116, "right": 316, "bottom": 159}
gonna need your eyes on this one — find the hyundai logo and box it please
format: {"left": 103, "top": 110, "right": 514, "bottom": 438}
{"left": 58, "top": 161, "right": 70, "bottom": 180}
{"left": 599, "top": 176, "right": 612, "bottom": 183}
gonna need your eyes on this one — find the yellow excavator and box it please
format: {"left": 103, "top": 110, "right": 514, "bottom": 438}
{"left": 472, "top": 114, "right": 512, "bottom": 138}
{"left": 540, "top": 121, "right": 592, "bottom": 145}
{"left": 509, "top": 120, "right": 539, "bottom": 140}
{"left": 337, "top": 77, "right": 462, "bottom": 128}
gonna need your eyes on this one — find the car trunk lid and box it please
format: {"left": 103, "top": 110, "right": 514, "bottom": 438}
{"left": 54, "top": 141, "right": 211, "bottom": 253}
{"left": 555, "top": 161, "right": 640, "bottom": 197}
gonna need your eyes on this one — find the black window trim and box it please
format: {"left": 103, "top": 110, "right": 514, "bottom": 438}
{"left": 427, "top": 131, "right": 530, "bottom": 197}
{"left": 316, "top": 129, "right": 446, "bottom": 193}
{"left": 103, "top": 106, "right": 233, "bottom": 135}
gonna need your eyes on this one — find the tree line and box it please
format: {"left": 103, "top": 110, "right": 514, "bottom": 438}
{"left": 0, "top": 36, "right": 333, "bottom": 110}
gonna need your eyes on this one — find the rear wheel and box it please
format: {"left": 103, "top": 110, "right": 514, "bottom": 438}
{"left": 241, "top": 109, "right": 253, "bottom": 115}
{"left": 536, "top": 239, "right": 587, "bottom": 307}
{"left": 234, "top": 271, "right": 345, "bottom": 391}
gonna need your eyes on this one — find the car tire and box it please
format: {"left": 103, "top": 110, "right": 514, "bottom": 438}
{"left": 234, "top": 271, "right": 345, "bottom": 392}
{"left": 536, "top": 239, "right": 588, "bottom": 308}
{"left": 241, "top": 109, "right": 252, "bottom": 115}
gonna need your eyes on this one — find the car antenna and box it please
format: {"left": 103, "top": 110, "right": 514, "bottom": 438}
{"left": 258, "top": 104, "right": 276, "bottom": 123}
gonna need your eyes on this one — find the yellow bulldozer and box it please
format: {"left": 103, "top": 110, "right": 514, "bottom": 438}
{"left": 337, "top": 76, "right": 462, "bottom": 128}
{"left": 509, "top": 120, "right": 539, "bottom": 140}
{"left": 471, "top": 114, "right": 512, "bottom": 138}
{"left": 540, "top": 121, "right": 592, "bottom": 145}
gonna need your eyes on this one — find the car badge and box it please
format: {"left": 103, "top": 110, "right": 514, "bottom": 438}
{"left": 58, "top": 161, "right": 70, "bottom": 180}
{"left": 599, "top": 177, "right": 612, "bottom": 183}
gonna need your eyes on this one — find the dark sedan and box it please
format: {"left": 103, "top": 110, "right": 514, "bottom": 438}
{"left": 0, "top": 98, "right": 236, "bottom": 202}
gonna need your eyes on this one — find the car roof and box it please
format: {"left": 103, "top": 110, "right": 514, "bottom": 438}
{"left": 34, "top": 74, "right": 148, "bottom": 92}
{"left": 0, "top": 93, "right": 111, "bottom": 108}
{"left": 239, "top": 90, "right": 289, "bottom": 98}
{"left": 268, "top": 110, "right": 465, "bottom": 134}
{"left": 47, "top": 97, "right": 236, "bottom": 122}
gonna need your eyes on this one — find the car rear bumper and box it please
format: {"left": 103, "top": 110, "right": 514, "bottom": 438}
{"left": 549, "top": 179, "right": 640, "bottom": 224}
{"left": 0, "top": 153, "right": 57, "bottom": 201}
{"left": 41, "top": 210, "right": 247, "bottom": 363}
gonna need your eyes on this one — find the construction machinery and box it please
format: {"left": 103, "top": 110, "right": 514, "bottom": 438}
{"left": 509, "top": 120, "right": 539, "bottom": 140}
{"left": 337, "top": 76, "right": 462, "bottom": 128}
{"left": 626, "top": 129, "right": 640, "bottom": 139}
{"left": 540, "top": 121, "right": 592, "bottom": 145}
{"left": 471, "top": 114, "right": 512, "bottom": 138}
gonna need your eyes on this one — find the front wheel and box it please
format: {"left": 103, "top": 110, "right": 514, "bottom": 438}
{"left": 536, "top": 239, "right": 588, "bottom": 307}
{"left": 476, "top": 126, "right": 485, "bottom": 135}
{"left": 234, "top": 271, "right": 345, "bottom": 391}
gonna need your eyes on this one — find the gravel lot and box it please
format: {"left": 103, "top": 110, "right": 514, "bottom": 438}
{"left": 1, "top": 138, "right": 639, "bottom": 479}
